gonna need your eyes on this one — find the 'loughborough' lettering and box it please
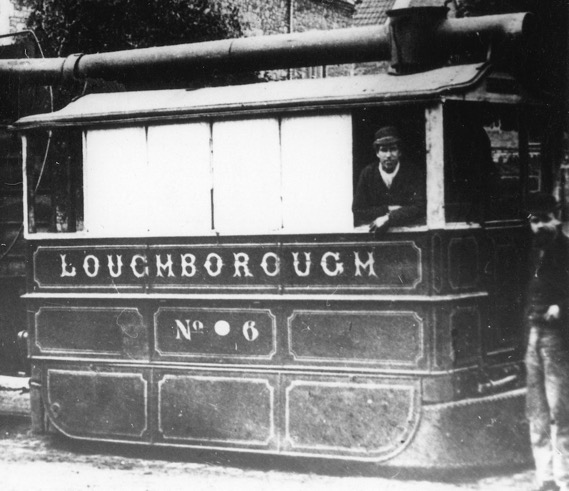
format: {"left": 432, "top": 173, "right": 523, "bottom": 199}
{"left": 83, "top": 255, "right": 100, "bottom": 278}
{"left": 261, "top": 252, "right": 280, "bottom": 277}
{"left": 233, "top": 252, "right": 253, "bottom": 277}
{"left": 53, "top": 247, "right": 401, "bottom": 283}
{"left": 354, "top": 251, "right": 377, "bottom": 277}
{"left": 181, "top": 254, "right": 197, "bottom": 277}
{"left": 107, "top": 255, "right": 123, "bottom": 278}
{"left": 131, "top": 255, "right": 149, "bottom": 278}
{"left": 321, "top": 252, "right": 344, "bottom": 277}
{"left": 60, "top": 254, "right": 76, "bottom": 277}
{"left": 292, "top": 252, "right": 312, "bottom": 277}
{"left": 156, "top": 254, "right": 175, "bottom": 278}
{"left": 204, "top": 253, "right": 223, "bottom": 277}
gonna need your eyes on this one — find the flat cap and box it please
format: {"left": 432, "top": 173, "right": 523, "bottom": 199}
{"left": 373, "top": 126, "right": 401, "bottom": 146}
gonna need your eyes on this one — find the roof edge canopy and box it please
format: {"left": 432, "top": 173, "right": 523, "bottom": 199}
{"left": 14, "top": 63, "right": 492, "bottom": 130}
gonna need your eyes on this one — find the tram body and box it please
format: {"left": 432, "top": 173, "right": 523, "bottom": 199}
{"left": 8, "top": 7, "right": 553, "bottom": 467}
{"left": 14, "top": 61, "right": 548, "bottom": 467}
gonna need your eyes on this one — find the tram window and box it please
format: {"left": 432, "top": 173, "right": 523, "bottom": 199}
{"left": 212, "top": 119, "right": 282, "bottom": 234}
{"left": 27, "top": 110, "right": 432, "bottom": 238}
{"left": 25, "top": 129, "right": 83, "bottom": 234}
{"left": 444, "top": 104, "right": 545, "bottom": 223}
{"left": 26, "top": 116, "right": 355, "bottom": 237}
{"left": 84, "top": 127, "right": 147, "bottom": 236}
{"left": 445, "top": 106, "right": 499, "bottom": 223}
{"left": 147, "top": 124, "right": 211, "bottom": 235}
{"left": 352, "top": 106, "right": 427, "bottom": 230}
{"left": 212, "top": 114, "right": 353, "bottom": 234}
{"left": 80, "top": 115, "right": 353, "bottom": 236}
{"left": 84, "top": 124, "right": 211, "bottom": 236}
{"left": 281, "top": 114, "right": 353, "bottom": 233}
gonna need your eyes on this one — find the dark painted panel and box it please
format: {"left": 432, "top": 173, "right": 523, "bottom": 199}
{"left": 484, "top": 228, "right": 527, "bottom": 359}
{"left": 33, "top": 306, "right": 147, "bottom": 358}
{"left": 33, "top": 244, "right": 148, "bottom": 291}
{"left": 0, "top": 278, "right": 27, "bottom": 374}
{"left": 30, "top": 238, "right": 425, "bottom": 293}
{"left": 154, "top": 307, "right": 276, "bottom": 360}
{"left": 448, "top": 236, "right": 480, "bottom": 290}
{"left": 148, "top": 244, "right": 280, "bottom": 291}
{"left": 450, "top": 305, "right": 482, "bottom": 367}
{"left": 287, "top": 309, "right": 424, "bottom": 366}
{"left": 27, "top": 296, "right": 436, "bottom": 369}
{"left": 281, "top": 241, "right": 423, "bottom": 291}
{"left": 431, "top": 305, "right": 453, "bottom": 370}
{"left": 431, "top": 233, "right": 444, "bottom": 294}
{"left": 44, "top": 368, "right": 149, "bottom": 440}
{"left": 157, "top": 372, "right": 276, "bottom": 448}
{"left": 283, "top": 375, "right": 420, "bottom": 459}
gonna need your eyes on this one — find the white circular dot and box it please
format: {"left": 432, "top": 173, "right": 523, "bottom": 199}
{"left": 214, "top": 320, "right": 230, "bottom": 336}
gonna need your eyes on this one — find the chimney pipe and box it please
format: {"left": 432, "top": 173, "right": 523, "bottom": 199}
{"left": 0, "top": 8, "right": 534, "bottom": 85}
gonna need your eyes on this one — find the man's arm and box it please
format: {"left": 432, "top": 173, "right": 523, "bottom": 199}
{"left": 388, "top": 173, "right": 426, "bottom": 227}
{"left": 352, "top": 166, "right": 389, "bottom": 227}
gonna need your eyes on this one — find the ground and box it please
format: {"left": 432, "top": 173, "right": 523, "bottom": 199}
{"left": 0, "top": 376, "right": 540, "bottom": 490}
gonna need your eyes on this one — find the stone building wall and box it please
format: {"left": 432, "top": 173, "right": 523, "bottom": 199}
{"left": 220, "top": 0, "right": 355, "bottom": 36}
{"left": 0, "top": 0, "right": 30, "bottom": 42}
{"left": 220, "top": 0, "right": 356, "bottom": 78}
{"left": 293, "top": 0, "right": 356, "bottom": 77}
{"left": 294, "top": 0, "right": 354, "bottom": 32}
{"left": 8, "top": 0, "right": 28, "bottom": 32}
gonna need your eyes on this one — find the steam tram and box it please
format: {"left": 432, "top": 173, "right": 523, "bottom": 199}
{"left": 10, "top": 7, "right": 557, "bottom": 467}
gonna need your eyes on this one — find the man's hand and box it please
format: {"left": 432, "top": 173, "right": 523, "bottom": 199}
{"left": 370, "top": 214, "right": 390, "bottom": 232}
{"left": 544, "top": 304, "right": 561, "bottom": 321}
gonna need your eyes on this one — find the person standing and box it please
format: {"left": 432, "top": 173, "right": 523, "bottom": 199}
{"left": 525, "top": 192, "right": 569, "bottom": 491}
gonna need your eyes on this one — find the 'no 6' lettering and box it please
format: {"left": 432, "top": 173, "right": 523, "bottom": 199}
{"left": 174, "top": 318, "right": 259, "bottom": 342}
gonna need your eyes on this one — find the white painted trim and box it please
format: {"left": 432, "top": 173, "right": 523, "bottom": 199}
{"left": 425, "top": 104, "right": 445, "bottom": 229}
{"left": 22, "top": 134, "right": 29, "bottom": 236}
{"left": 24, "top": 291, "right": 489, "bottom": 302}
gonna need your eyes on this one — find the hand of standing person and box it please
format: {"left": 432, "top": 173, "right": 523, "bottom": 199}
{"left": 544, "top": 304, "right": 561, "bottom": 322}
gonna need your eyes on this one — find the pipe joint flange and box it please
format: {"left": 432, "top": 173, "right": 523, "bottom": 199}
{"left": 61, "top": 53, "right": 84, "bottom": 82}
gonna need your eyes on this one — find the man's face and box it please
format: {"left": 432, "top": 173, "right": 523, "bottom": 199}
{"left": 529, "top": 212, "right": 559, "bottom": 247}
{"left": 376, "top": 143, "right": 401, "bottom": 173}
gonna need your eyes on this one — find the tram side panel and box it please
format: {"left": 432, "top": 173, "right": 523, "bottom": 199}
{"left": 0, "top": 139, "right": 27, "bottom": 374}
{"left": 26, "top": 233, "right": 431, "bottom": 457}
{"left": 429, "top": 226, "right": 527, "bottom": 381}
{"left": 24, "top": 228, "right": 520, "bottom": 462}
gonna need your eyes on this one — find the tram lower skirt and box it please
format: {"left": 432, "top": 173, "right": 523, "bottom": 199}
{"left": 34, "top": 369, "right": 530, "bottom": 469}
{"left": 387, "top": 387, "right": 531, "bottom": 468}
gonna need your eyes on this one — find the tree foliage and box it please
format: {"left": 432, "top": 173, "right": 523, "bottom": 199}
{"left": 18, "top": 0, "right": 252, "bottom": 96}
{"left": 21, "top": 0, "right": 243, "bottom": 57}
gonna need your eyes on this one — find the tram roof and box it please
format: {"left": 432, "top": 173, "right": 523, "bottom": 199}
{"left": 15, "top": 62, "right": 494, "bottom": 130}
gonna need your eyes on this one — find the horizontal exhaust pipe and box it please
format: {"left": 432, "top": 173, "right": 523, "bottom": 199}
{"left": 0, "top": 25, "right": 391, "bottom": 85}
{"left": 0, "top": 8, "right": 534, "bottom": 85}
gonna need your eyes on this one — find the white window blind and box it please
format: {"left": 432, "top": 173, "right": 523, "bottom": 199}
{"left": 212, "top": 118, "right": 282, "bottom": 234}
{"left": 281, "top": 114, "right": 353, "bottom": 233}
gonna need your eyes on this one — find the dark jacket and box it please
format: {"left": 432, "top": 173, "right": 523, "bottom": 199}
{"left": 526, "top": 228, "right": 569, "bottom": 325}
{"left": 352, "top": 161, "right": 426, "bottom": 227}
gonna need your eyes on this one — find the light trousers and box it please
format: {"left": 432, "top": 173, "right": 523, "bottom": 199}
{"left": 526, "top": 325, "right": 569, "bottom": 486}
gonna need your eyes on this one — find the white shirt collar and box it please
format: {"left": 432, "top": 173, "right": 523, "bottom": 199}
{"left": 379, "top": 162, "right": 400, "bottom": 188}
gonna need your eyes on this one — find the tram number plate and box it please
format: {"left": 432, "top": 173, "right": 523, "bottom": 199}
{"left": 155, "top": 308, "right": 276, "bottom": 359}
{"left": 173, "top": 319, "right": 259, "bottom": 341}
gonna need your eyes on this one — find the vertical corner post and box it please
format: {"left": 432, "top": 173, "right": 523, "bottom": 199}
{"left": 426, "top": 103, "right": 445, "bottom": 229}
